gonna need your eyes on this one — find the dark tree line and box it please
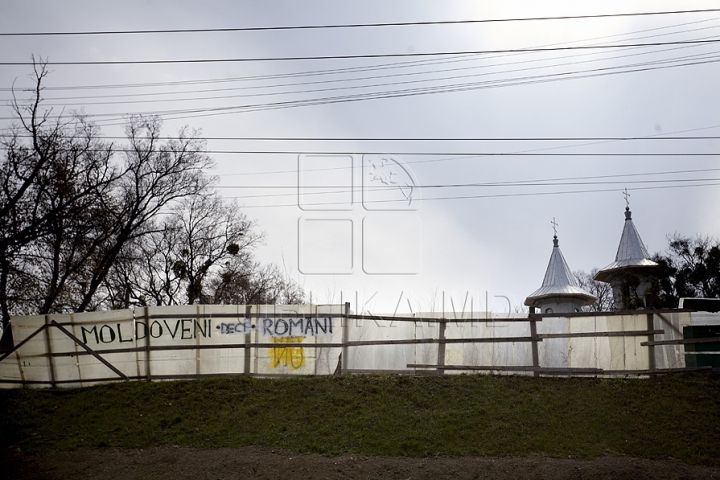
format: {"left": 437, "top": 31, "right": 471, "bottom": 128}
{"left": 647, "top": 233, "right": 720, "bottom": 308}
{"left": 0, "top": 62, "right": 303, "bottom": 346}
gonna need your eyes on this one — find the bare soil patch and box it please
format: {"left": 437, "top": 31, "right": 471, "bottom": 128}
{"left": 3, "top": 446, "right": 719, "bottom": 480}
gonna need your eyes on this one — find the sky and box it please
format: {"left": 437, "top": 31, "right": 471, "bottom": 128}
{"left": 1, "top": 1, "right": 719, "bottom": 315}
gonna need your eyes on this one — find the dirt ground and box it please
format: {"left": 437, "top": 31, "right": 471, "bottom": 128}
{"left": 2, "top": 446, "right": 719, "bottom": 480}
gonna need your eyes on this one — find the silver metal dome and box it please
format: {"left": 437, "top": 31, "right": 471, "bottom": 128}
{"left": 525, "top": 235, "right": 597, "bottom": 307}
{"left": 595, "top": 207, "right": 658, "bottom": 282}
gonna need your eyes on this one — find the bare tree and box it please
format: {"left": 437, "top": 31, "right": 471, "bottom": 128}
{"left": 72, "top": 115, "right": 214, "bottom": 311}
{"left": 210, "top": 258, "right": 305, "bottom": 305}
{"left": 1, "top": 60, "right": 305, "bottom": 349}
{"left": 1, "top": 61, "right": 119, "bottom": 329}
{"left": 170, "top": 194, "right": 257, "bottom": 304}
{"left": 574, "top": 268, "right": 614, "bottom": 312}
{"left": 1, "top": 61, "right": 213, "bottom": 342}
{"left": 101, "top": 193, "right": 261, "bottom": 307}
{"left": 102, "top": 222, "right": 184, "bottom": 308}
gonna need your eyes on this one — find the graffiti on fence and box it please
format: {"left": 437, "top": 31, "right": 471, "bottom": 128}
{"left": 215, "top": 317, "right": 333, "bottom": 337}
{"left": 209, "top": 317, "right": 331, "bottom": 371}
{"left": 80, "top": 319, "right": 213, "bottom": 345}
{"left": 216, "top": 318, "right": 254, "bottom": 335}
{"left": 269, "top": 336, "right": 305, "bottom": 370}
{"left": 75, "top": 316, "right": 335, "bottom": 371}
{"left": 78, "top": 317, "right": 335, "bottom": 347}
{"left": 260, "top": 317, "right": 333, "bottom": 337}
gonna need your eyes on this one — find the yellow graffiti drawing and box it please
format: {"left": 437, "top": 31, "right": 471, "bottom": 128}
{"left": 269, "top": 336, "right": 305, "bottom": 370}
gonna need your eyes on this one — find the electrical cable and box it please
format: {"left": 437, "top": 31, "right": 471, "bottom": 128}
{"left": 19, "top": 47, "right": 720, "bottom": 107}
{"left": 2, "top": 9, "right": 719, "bottom": 36}
{"left": 5, "top": 15, "right": 716, "bottom": 94}
{"left": 226, "top": 182, "right": 720, "bottom": 208}
{"left": 5, "top": 50, "right": 718, "bottom": 125}
{"left": 9, "top": 21, "right": 720, "bottom": 102}
{"left": 2, "top": 39, "right": 720, "bottom": 66}
{"left": 217, "top": 177, "right": 720, "bottom": 202}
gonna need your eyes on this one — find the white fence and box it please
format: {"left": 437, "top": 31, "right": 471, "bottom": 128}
{"left": 0, "top": 304, "right": 711, "bottom": 388}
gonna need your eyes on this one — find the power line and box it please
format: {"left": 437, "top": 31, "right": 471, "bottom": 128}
{"left": 217, "top": 178, "right": 720, "bottom": 202}
{"left": 221, "top": 157, "right": 720, "bottom": 178}
{"left": 3, "top": 39, "right": 720, "bottom": 66}
{"left": 15, "top": 28, "right": 720, "bottom": 104}
{"left": 219, "top": 167, "right": 720, "bottom": 188}
{"left": 5, "top": 51, "right": 719, "bottom": 125}
{"left": 3, "top": 134, "right": 719, "bottom": 141}
{"left": 228, "top": 174, "right": 720, "bottom": 189}
{"left": 5, "top": 25, "right": 718, "bottom": 125}
{"left": 0, "top": 147, "right": 715, "bottom": 156}
{"left": 122, "top": 152, "right": 720, "bottom": 156}
{"left": 86, "top": 55, "right": 720, "bottom": 125}
{"left": 6, "top": 16, "right": 715, "bottom": 93}
{"left": 2, "top": 9, "right": 719, "bottom": 36}
{"left": 228, "top": 125, "right": 720, "bottom": 177}
{"left": 17, "top": 48, "right": 720, "bottom": 108}
{"left": 1, "top": 55, "right": 479, "bottom": 91}
{"left": 227, "top": 182, "right": 720, "bottom": 208}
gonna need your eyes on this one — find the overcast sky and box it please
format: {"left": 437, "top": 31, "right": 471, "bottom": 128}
{"left": 1, "top": 1, "right": 719, "bottom": 315}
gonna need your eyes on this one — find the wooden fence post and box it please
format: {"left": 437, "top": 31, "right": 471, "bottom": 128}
{"left": 44, "top": 315, "right": 56, "bottom": 388}
{"left": 437, "top": 319, "right": 446, "bottom": 375}
{"left": 341, "top": 302, "right": 350, "bottom": 374}
{"left": 244, "top": 305, "right": 252, "bottom": 375}
{"left": 529, "top": 308, "right": 540, "bottom": 377}
{"left": 647, "top": 313, "right": 656, "bottom": 374}
{"left": 144, "top": 307, "right": 151, "bottom": 381}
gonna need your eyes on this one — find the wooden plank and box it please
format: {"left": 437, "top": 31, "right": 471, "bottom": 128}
{"left": 536, "top": 369, "right": 603, "bottom": 375}
{"left": 602, "top": 366, "right": 713, "bottom": 375}
{"left": 528, "top": 308, "right": 695, "bottom": 319}
{"left": 346, "top": 337, "right": 534, "bottom": 346}
{"left": 407, "top": 364, "right": 603, "bottom": 373}
{"left": 51, "top": 336, "right": 539, "bottom": 357}
{"left": 346, "top": 339, "right": 434, "bottom": 346}
{"left": 642, "top": 337, "right": 720, "bottom": 346}
{"left": 138, "top": 308, "right": 693, "bottom": 323}
{"left": 344, "top": 369, "right": 432, "bottom": 375}
{"left": 407, "top": 364, "right": 714, "bottom": 375}
{"left": 50, "top": 320, "right": 128, "bottom": 381}
{"left": 47, "top": 329, "right": 681, "bottom": 359}
{"left": 409, "top": 364, "right": 535, "bottom": 372}
{"left": 348, "top": 314, "right": 533, "bottom": 323}
{"left": 442, "top": 337, "right": 534, "bottom": 344}
{"left": 539, "top": 330, "right": 664, "bottom": 339}
{"left": 52, "top": 342, "right": 345, "bottom": 356}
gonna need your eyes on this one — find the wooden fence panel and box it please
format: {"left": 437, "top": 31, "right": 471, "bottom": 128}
{"left": 0, "top": 306, "right": 711, "bottom": 388}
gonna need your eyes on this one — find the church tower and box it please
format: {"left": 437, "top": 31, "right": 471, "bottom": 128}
{"left": 594, "top": 200, "right": 659, "bottom": 310}
{"left": 525, "top": 222, "right": 596, "bottom": 314}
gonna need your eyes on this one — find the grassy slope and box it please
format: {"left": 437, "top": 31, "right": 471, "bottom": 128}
{"left": 1, "top": 374, "right": 719, "bottom": 464}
